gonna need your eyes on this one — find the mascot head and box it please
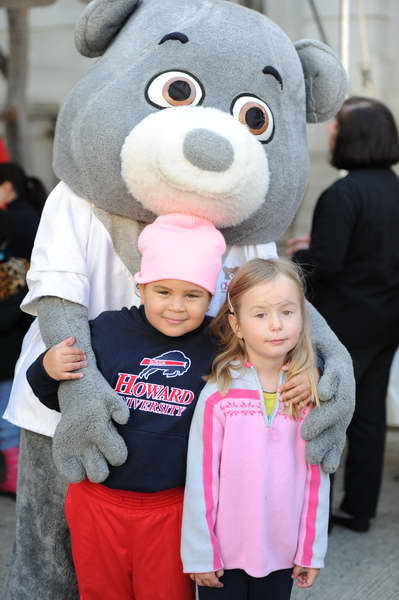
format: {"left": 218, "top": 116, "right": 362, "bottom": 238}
{"left": 54, "top": 0, "right": 346, "bottom": 244}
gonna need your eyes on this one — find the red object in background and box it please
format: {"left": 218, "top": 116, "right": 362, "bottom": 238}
{"left": 0, "top": 138, "right": 9, "bottom": 162}
{"left": 0, "top": 447, "right": 19, "bottom": 494}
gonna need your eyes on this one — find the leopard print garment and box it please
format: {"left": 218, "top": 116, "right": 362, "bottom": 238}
{"left": 0, "top": 257, "right": 29, "bottom": 301}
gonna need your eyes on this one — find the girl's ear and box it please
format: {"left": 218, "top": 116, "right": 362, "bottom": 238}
{"left": 228, "top": 313, "right": 242, "bottom": 339}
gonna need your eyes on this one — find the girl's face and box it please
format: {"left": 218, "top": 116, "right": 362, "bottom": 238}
{"left": 228, "top": 274, "right": 303, "bottom": 367}
{"left": 139, "top": 279, "right": 210, "bottom": 337}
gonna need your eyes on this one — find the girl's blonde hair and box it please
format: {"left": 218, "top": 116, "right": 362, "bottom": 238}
{"left": 209, "top": 258, "right": 319, "bottom": 417}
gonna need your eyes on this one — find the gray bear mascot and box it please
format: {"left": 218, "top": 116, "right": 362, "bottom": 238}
{"left": 3, "top": 1, "right": 354, "bottom": 598}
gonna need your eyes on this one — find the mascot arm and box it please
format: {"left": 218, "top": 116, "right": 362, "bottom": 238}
{"left": 37, "top": 296, "right": 129, "bottom": 483}
{"left": 302, "top": 301, "right": 355, "bottom": 473}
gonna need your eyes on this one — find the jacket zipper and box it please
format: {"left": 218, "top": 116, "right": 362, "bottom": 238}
{"left": 249, "top": 366, "right": 284, "bottom": 428}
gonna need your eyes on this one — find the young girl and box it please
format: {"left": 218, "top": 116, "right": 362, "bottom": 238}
{"left": 181, "top": 258, "right": 330, "bottom": 599}
{"left": 27, "top": 220, "right": 316, "bottom": 600}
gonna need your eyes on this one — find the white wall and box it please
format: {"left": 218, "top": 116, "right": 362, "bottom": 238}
{"left": 0, "top": 0, "right": 90, "bottom": 103}
{"left": 0, "top": 0, "right": 91, "bottom": 188}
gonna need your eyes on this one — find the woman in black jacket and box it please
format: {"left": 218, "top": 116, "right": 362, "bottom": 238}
{"left": 287, "top": 97, "right": 399, "bottom": 532}
{"left": 0, "top": 162, "right": 45, "bottom": 496}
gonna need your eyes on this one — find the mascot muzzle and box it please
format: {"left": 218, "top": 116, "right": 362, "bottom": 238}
{"left": 121, "top": 106, "right": 270, "bottom": 228}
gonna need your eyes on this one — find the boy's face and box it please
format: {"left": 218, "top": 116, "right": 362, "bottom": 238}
{"left": 139, "top": 280, "right": 211, "bottom": 337}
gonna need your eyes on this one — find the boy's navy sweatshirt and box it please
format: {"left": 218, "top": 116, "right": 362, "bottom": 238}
{"left": 27, "top": 305, "right": 217, "bottom": 493}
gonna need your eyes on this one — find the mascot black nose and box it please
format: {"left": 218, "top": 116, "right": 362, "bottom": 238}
{"left": 183, "top": 128, "right": 234, "bottom": 172}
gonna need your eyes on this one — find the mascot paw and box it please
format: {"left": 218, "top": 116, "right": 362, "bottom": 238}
{"left": 305, "top": 424, "right": 346, "bottom": 474}
{"left": 55, "top": 455, "right": 86, "bottom": 483}
{"left": 52, "top": 416, "right": 128, "bottom": 483}
{"left": 320, "top": 445, "right": 342, "bottom": 474}
{"left": 53, "top": 377, "right": 130, "bottom": 482}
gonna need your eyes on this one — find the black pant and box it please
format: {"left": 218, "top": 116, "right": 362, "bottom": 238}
{"left": 198, "top": 569, "right": 293, "bottom": 600}
{"left": 340, "top": 344, "right": 396, "bottom": 519}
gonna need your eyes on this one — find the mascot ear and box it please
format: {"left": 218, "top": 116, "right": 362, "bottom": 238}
{"left": 295, "top": 39, "right": 347, "bottom": 123}
{"left": 75, "top": 0, "right": 142, "bottom": 58}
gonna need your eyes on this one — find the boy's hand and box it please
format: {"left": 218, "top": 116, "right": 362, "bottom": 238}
{"left": 279, "top": 366, "right": 318, "bottom": 410}
{"left": 43, "top": 337, "right": 87, "bottom": 381}
{"left": 292, "top": 565, "right": 320, "bottom": 588}
{"left": 190, "top": 570, "right": 224, "bottom": 588}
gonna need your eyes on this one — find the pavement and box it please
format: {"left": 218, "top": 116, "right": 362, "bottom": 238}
{"left": 1, "top": 430, "right": 398, "bottom": 599}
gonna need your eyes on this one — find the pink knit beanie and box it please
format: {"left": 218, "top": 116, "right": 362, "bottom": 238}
{"left": 135, "top": 214, "right": 226, "bottom": 294}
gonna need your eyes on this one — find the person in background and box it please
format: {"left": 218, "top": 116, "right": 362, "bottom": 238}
{"left": 0, "top": 162, "right": 45, "bottom": 496}
{"left": 287, "top": 97, "right": 399, "bottom": 532}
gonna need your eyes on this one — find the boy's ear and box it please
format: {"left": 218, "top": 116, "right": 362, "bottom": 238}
{"left": 138, "top": 284, "right": 145, "bottom": 302}
{"left": 75, "top": 0, "right": 141, "bottom": 58}
{"left": 295, "top": 39, "right": 347, "bottom": 123}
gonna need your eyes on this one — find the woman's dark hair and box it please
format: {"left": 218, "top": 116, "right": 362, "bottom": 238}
{"left": 0, "top": 162, "right": 47, "bottom": 214}
{"left": 331, "top": 97, "right": 399, "bottom": 169}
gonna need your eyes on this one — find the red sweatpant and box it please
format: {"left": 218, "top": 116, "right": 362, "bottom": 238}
{"left": 65, "top": 480, "right": 195, "bottom": 600}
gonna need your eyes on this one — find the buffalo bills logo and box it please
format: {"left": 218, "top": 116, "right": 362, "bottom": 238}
{"left": 137, "top": 351, "right": 191, "bottom": 380}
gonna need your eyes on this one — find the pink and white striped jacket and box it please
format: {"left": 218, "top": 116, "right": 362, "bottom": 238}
{"left": 181, "top": 364, "right": 330, "bottom": 578}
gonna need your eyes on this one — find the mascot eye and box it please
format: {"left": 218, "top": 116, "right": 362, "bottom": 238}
{"left": 231, "top": 95, "right": 274, "bottom": 143}
{"left": 145, "top": 71, "right": 205, "bottom": 109}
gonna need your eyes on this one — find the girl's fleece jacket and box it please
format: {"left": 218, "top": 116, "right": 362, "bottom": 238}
{"left": 181, "top": 364, "right": 330, "bottom": 578}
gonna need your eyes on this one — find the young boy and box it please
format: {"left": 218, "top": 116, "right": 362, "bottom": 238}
{"left": 27, "top": 214, "right": 226, "bottom": 600}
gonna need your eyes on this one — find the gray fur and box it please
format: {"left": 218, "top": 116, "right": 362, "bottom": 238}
{"left": 295, "top": 40, "right": 348, "bottom": 123}
{"left": 38, "top": 297, "right": 129, "bottom": 482}
{"left": 2, "top": 431, "right": 78, "bottom": 600}
{"left": 305, "top": 302, "right": 355, "bottom": 472}
{"left": 93, "top": 207, "right": 145, "bottom": 275}
{"left": 75, "top": 0, "right": 141, "bottom": 58}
